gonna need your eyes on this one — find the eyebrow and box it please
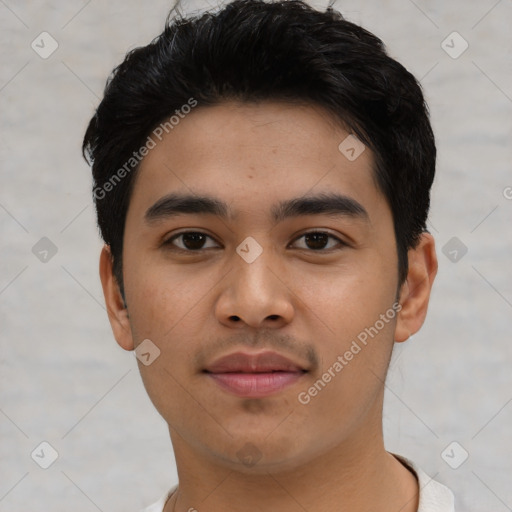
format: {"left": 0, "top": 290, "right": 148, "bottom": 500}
{"left": 144, "top": 191, "right": 370, "bottom": 225}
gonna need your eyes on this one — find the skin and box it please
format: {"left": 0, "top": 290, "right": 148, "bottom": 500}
{"left": 99, "top": 100, "right": 438, "bottom": 512}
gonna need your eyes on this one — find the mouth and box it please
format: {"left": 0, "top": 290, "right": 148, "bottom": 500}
{"left": 203, "top": 350, "right": 308, "bottom": 398}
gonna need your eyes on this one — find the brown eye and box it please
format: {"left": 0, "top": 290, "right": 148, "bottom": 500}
{"left": 164, "top": 232, "right": 219, "bottom": 251}
{"left": 163, "top": 230, "right": 346, "bottom": 253}
{"left": 291, "top": 231, "right": 345, "bottom": 251}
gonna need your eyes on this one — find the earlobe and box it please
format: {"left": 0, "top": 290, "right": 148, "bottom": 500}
{"left": 98, "top": 245, "right": 135, "bottom": 351}
{"left": 394, "top": 233, "right": 438, "bottom": 343}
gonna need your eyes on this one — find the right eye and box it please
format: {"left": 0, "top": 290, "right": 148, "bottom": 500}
{"left": 162, "top": 231, "right": 221, "bottom": 252}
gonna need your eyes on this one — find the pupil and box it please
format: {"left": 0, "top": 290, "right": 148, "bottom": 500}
{"left": 180, "top": 233, "right": 328, "bottom": 250}
{"left": 306, "top": 233, "right": 327, "bottom": 250}
{"left": 183, "top": 233, "right": 205, "bottom": 250}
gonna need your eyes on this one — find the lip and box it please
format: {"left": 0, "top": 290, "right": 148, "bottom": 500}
{"left": 204, "top": 350, "right": 308, "bottom": 398}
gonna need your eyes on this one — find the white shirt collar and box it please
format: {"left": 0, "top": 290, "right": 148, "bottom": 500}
{"left": 393, "top": 453, "right": 455, "bottom": 511}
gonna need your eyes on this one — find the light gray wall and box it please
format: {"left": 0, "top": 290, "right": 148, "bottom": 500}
{"left": 1, "top": 1, "right": 511, "bottom": 511}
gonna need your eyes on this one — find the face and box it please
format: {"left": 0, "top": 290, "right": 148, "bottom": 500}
{"left": 101, "top": 100, "right": 433, "bottom": 473}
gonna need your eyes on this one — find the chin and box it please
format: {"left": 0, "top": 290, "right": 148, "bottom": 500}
{"left": 210, "top": 435, "right": 316, "bottom": 475}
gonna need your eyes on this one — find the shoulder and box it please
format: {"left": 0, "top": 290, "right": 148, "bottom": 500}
{"left": 139, "top": 484, "right": 178, "bottom": 512}
{"left": 393, "top": 453, "right": 455, "bottom": 512}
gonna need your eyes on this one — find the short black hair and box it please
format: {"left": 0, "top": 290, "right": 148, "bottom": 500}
{"left": 83, "top": 0, "right": 436, "bottom": 302}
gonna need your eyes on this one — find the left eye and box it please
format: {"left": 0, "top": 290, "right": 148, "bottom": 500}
{"left": 290, "top": 231, "right": 345, "bottom": 251}
{"left": 163, "top": 231, "right": 345, "bottom": 252}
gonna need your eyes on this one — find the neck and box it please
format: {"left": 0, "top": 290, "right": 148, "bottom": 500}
{"left": 164, "top": 395, "right": 419, "bottom": 512}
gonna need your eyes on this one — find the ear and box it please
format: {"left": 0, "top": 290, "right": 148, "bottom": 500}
{"left": 394, "top": 232, "right": 438, "bottom": 343}
{"left": 99, "top": 244, "right": 134, "bottom": 351}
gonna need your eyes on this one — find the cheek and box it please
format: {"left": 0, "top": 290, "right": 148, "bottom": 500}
{"left": 291, "top": 254, "right": 397, "bottom": 337}
{"left": 124, "top": 249, "right": 220, "bottom": 339}
{"left": 122, "top": 257, "right": 203, "bottom": 396}
{"left": 292, "top": 258, "right": 398, "bottom": 412}
{"left": 293, "top": 311, "right": 397, "bottom": 447}
{"left": 126, "top": 269, "right": 209, "bottom": 421}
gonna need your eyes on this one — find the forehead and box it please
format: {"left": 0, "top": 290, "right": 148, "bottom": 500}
{"left": 127, "top": 100, "right": 386, "bottom": 224}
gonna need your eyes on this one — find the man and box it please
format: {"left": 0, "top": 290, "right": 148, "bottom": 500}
{"left": 82, "top": 0, "right": 455, "bottom": 510}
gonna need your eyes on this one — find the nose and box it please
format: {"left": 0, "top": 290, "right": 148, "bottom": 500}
{"left": 214, "top": 243, "right": 295, "bottom": 330}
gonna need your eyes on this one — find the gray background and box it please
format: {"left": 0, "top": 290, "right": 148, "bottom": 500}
{"left": 1, "top": 0, "right": 511, "bottom": 511}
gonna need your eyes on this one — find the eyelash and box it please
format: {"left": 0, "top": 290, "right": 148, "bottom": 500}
{"left": 162, "top": 230, "right": 347, "bottom": 253}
